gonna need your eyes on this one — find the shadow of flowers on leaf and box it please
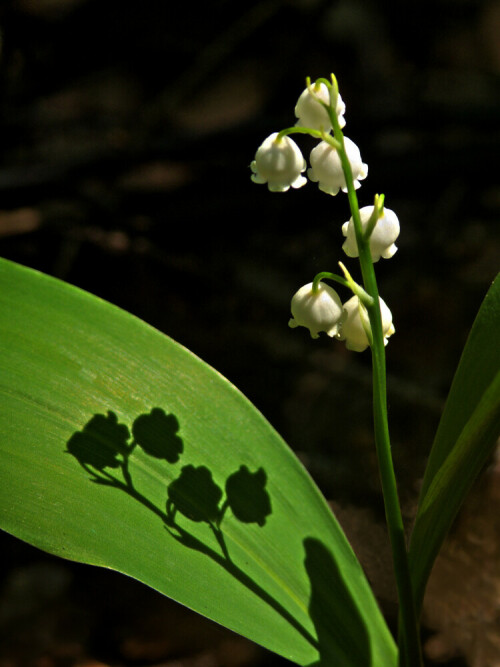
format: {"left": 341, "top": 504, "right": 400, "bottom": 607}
{"left": 132, "top": 407, "right": 183, "bottom": 463}
{"left": 167, "top": 465, "right": 223, "bottom": 523}
{"left": 66, "top": 408, "right": 325, "bottom": 661}
{"left": 225, "top": 466, "right": 271, "bottom": 527}
{"left": 65, "top": 409, "right": 272, "bottom": 555}
{"left": 66, "top": 411, "right": 129, "bottom": 470}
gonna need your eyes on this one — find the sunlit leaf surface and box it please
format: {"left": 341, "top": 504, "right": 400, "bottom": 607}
{"left": 0, "top": 259, "right": 396, "bottom": 666}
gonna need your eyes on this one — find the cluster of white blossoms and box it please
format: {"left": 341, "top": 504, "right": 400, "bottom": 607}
{"left": 250, "top": 77, "right": 400, "bottom": 352}
{"left": 251, "top": 81, "right": 367, "bottom": 195}
{"left": 288, "top": 283, "right": 395, "bottom": 352}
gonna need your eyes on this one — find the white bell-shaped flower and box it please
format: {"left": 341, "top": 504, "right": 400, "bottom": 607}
{"left": 289, "top": 282, "right": 345, "bottom": 339}
{"left": 251, "top": 132, "right": 307, "bottom": 192}
{"left": 336, "top": 296, "right": 395, "bottom": 352}
{"left": 294, "top": 83, "right": 346, "bottom": 131}
{"left": 308, "top": 137, "right": 368, "bottom": 196}
{"left": 342, "top": 206, "right": 400, "bottom": 262}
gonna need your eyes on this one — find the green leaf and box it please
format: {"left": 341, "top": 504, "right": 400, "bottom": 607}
{"left": 409, "top": 273, "right": 500, "bottom": 615}
{"left": 0, "top": 259, "right": 396, "bottom": 666}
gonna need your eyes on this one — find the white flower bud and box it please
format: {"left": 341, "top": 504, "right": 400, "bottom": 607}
{"left": 289, "top": 282, "right": 345, "bottom": 339}
{"left": 308, "top": 137, "right": 368, "bottom": 196}
{"left": 294, "top": 83, "right": 346, "bottom": 131}
{"left": 342, "top": 206, "right": 400, "bottom": 262}
{"left": 250, "top": 132, "right": 307, "bottom": 192}
{"left": 336, "top": 296, "right": 395, "bottom": 352}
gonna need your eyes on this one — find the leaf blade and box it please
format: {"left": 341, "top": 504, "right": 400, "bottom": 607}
{"left": 409, "top": 274, "right": 500, "bottom": 614}
{"left": 0, "top": 259, "right": 396, "bottom": 666}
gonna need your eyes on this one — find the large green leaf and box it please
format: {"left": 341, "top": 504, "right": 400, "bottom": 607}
{"left": 409, "top": 273, "right": 500, "bottom": 615}
{"left": 0, "top": 259, "right": 396, "bottom": 666}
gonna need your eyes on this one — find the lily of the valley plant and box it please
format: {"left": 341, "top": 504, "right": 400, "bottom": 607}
{"left": 251, "top": 74, "right": 421, "bottom": 665}
{"left": 0, "top": 71, "right": 498, "bottom": 667}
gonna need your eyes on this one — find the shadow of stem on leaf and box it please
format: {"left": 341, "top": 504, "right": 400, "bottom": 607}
{"left": 66, "top": 409, "right": 320, "bottom": 656}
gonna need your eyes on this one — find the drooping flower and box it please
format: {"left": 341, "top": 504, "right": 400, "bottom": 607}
{"left": 336, "top": 296, "right": 395, "bottom": 352}
{"left": 342, "top": 206, "right": 400, "bottom": 262}
{"left": 288, "top": 282, "right": 345, "bottom": 338}
{"left": 308, "top": 137, "right": 368, "bottom": 196}
{"left": 250, "top": 132, "right": 307, "bottom": 192}
{"left": 294, "top": 82, "right": 346, "bottom": 131}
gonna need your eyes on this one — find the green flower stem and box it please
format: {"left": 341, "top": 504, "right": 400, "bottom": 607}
{"left": 312, "top": 269, "right": 374, "bottom": 307}
{"left": 312, "top": 271, "right": 349, "bottom": 293}
{"left": 277, "top": 126, "right": 341, "bottom": 150}
{"left": 337, "top": 262, "right": 374, "bottom": 307}
{"left": 327, "top": 82, "right": 422, "bottom": 667}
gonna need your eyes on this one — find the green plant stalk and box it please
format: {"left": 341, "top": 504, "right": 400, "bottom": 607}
{"left": 312, "top": 269, "right": 374, "bottom": 307}
{"left": 328, "top": 92, "right": 422, "bottom": 667}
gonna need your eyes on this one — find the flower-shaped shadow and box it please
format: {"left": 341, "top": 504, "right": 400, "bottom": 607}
{"left": 225, "top": 465, "right": 271, "bottom": 526}
{"left": 65, "top": 408, "right": 272, "bottom": 563}
{"left": 66, "top": 411, "right": 129, "bottom": 471}
{"left": 65, "top": 408, "right": 322, "bottom": 659}
{"left": 168, "top": 465, "right": 223, "bottom": 523}
{"left": 132, "top": 408, "right": 183, "bottom": 463}
{"left": 165, "top": 463, "right": 271, "bottom": 560}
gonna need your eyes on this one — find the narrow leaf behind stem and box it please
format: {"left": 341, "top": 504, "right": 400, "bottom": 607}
{"left": 409, "top": 273, "right": 500, "bottom": 615}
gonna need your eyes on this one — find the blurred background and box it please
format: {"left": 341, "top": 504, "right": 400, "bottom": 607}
{"left": 0, "top": 0, "right": 499, "bottom": 665}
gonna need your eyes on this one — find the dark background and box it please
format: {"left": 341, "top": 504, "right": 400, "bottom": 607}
{"left": 0, "top": 0, "right": 499, "bottom": 665}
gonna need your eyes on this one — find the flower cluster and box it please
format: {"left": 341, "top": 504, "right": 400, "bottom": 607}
{"left": 250, "top": 75, "right": 400, "bottom": 353}
{"left": 251, "top": 82, "right": 367, "bottom": 196}
{"left": 288, "top": 283, "right": 395, "bottom": 352}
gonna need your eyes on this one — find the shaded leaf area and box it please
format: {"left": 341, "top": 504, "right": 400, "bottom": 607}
{"left": 226, "top": 466, "right": 272, "bottom": 526}
{"left": 409, "top": 274, "right": 500, "bottom": 615}
{"left": 132, "top": 408, "right": 183, "bottom": 462}
{"left": 167, "top": 465, "right": 225, "bottom": 524}
{"left": 304, "top": 538, "right": 371, "bottom": 667}
{"left": 67, "top": 411, "right": 130, "bottom": 469}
